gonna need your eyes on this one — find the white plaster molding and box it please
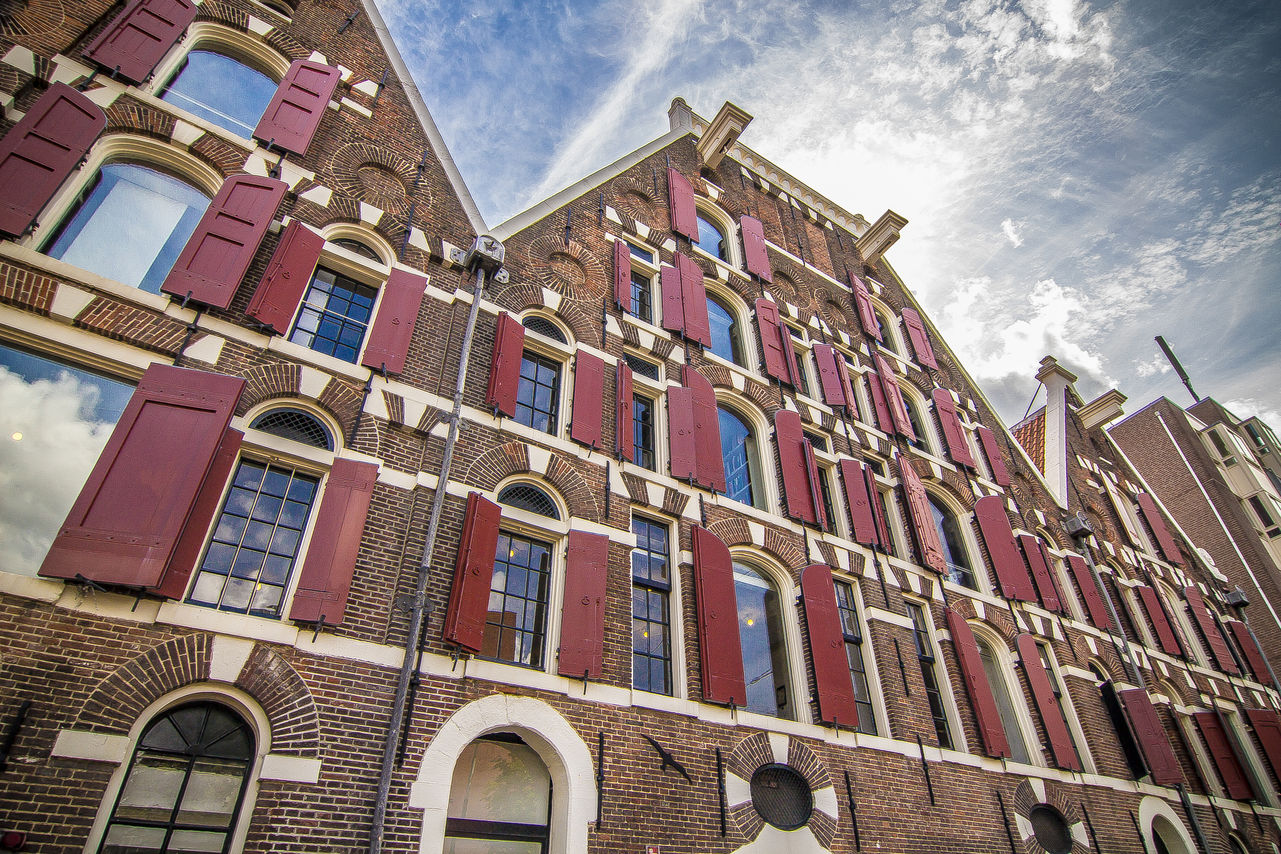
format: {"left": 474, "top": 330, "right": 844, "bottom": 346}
{"left": 51, "top": 730, "right": 130, "bottom": 764}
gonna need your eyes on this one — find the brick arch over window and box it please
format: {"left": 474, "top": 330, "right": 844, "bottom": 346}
{"left": 943, "top": 597, "right": 1019, "bottom": 646}
{"left": 722, "top": 271, "right": 757, "bottom": 304}
{"left": 703, "top": 518, "right": 807, "bottom": 573}
{"left": 104, "top": 98, "right": 177, "bottom": 141}
{"left": 460, "top": 441, "right": 602, "bottom": 523}
{"left": 1011, "top": 778, "right": 1089, "bottom": 853}
{"left": 262, "top": 27, "right": 310, "bottom": 62}
{"left": 1083, "top": 651, "right": 1127, "bottom": 684}
{"left": 195, "top": 2, "right": 251, "bottom": 31}
{"left": 723, "top": 731, "right": 839, "bottom": 849}
{"left": 233, "top": 366, "right": 359, "bottom": 440}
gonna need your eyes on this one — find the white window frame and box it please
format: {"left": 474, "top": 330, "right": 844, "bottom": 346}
{"left": 691, "top": 201, "right": 742, "bottom": 271}
{"left": 702, "top": 280, "right": 754, "bottom": 373}
{"left": 834, "top": 576, "right": 889, "bottom": 737}
{"left": 728, "top": 550, "right": 809, "bottom": 725}
{"left": 971, "top": 624, "right": 1041, "bottom": 767}
{"left": 625, "top": 353, "right": 665, "bottom": 475}
{"left": 905, "top": 596, "right": 968, "bottom": 754}
{"left": 628, "top": 509, "right": 687, "bottom": 701}
{"left": 282, "top": 238, "right": 394, "bottom": 372}
{"left": 714, "top": 395, "right": 777, "bottom": 513}
{"left": 1036, "top": 639, "right": 1096, "bottom": 773}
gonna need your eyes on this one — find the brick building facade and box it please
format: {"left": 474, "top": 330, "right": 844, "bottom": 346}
{"left": 0, "top": 1, "right": 1278, "bottom": 852}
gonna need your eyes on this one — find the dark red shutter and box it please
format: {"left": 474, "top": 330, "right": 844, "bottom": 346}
{"left": 83, "top": 0, "right": 196, "bottom": 84}
{"left": 677, "top": 252, "right": 711, "bottom": 347}
{"left": 850, "top": 273, "right": 881, "bottom": 341}
{"left": 693, "top": 526, "right": 745, "bottom": 706}
{"left": 802, "top": 564, "right": 859, "bottom": 727}
{"left": 1246, "top": 709, "right": 1281, "bottom": 785}
{"left": 0, "top": 83, "right": 106, "bottom": 237}
{"left": 1136, "top": 492, "right": 1182, "bottom": 564}
{"left": 667, "top": 386, "right": 697, "bottom": 481}
{"left": 740, "top": 215, "right": 772, "bottom": 282}
{"left": 684, "top": 366, "right": 725, "bottom": 492}
{"left": 1117, "top": 688, "right": 1183, "bottom": 785}
{"left": 570, "top": 350, "right": 605, "bottom": 449}
{"left": 1018, "top": 534, "right": 1061, "bottom": 612}
{"left": 777, "top": 410, "right": 819, "bottom": 524}
{"left": 780, "top": 321, "right": 804, "bottom": 389}
{"left": 813, "top": 344, "right": 847, "bottom": 406}
{"left": 1066, "top": 555, "right": 1110, "bottom": 629}
{"left": 660, "top": 263, "right": 685, "bottom": 335}
{"left": 755, "top": 298, "right": 791, "bottom": 383}
{"left": 1016, "top": 634, "right": 1081, "bottom": 770}
{"left": 1184, "top": 587, "right": 1239, "bottom": 674}
{"left": 39, "top": 365, "right": 244, "bottom": 588}
{"left": 901, "top": 307, "right": 938, "bottom": 369}
{"left": 976, "top": 426, "right": 1011, "bottom": 487}
{"left": 152, "top": 428, "right": 243, "bottom": 600}
{"left": 444, "top": 492, "right": 502, "bottom": 651}
{"left": 1138, "top": 585, "right": 1185, "bottom": 657}
{"left": 932, "top": 389, "right": 975, "bottom": 468}
{"left": 899, "top": 456, "right": 946, "bottom": 574}
{"left": 558, "top": 530, "right": 609, "bottom": 679}
{"left": 615, "top": 361, "right": 634, "bottom": 462}
{"left": 667, "top": 167, "right": 699, "bottom": 242}
{"left": 975, "top": 496, "right": 1037, "bottom": 602}
{"left": 161, "top": 174, "right": 286, "bottom": 308}
{"left": 866, "top": 373, "right": 893, "bottom": 433}
{"left": 485, "top": 312, "right": 525, "bottom": 417}
{"left": 1194, "top": 711, "right": 1254, "bottom": 800}
{"left": 253, "top": 60, "right": 341, "bottom": 156}
{"left": 874, "top": 355, "right": 915, "bottom": 441}
{"left": 945, "top": 607, "right": 1011, "bottom": 758}
{"left": 838, "top": 355, "right": 859, "bottom": 414}
{"left": 246, "top": 220, "right": 323, "bottom": 334}
{"left": 1228, "top": 622, "right": 1273, "bottom": 685}
{"left": 613, "top": 238, "right": 632, "bottom": 309}
{"left": 804, "top": 441, "right": 828, "bottom": 531}
{"left": 840, "top": 459, "right": 879, "bottom": 548}
{"left": 287, "top": 457, "right": 377, "bottom": 625}
{"left": 361, "top": 267, "right": 425, "bottom": 375}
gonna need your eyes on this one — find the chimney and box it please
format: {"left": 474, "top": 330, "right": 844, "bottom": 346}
{"left": 1036, "top": 356, "right": 1078, "bottom": 507}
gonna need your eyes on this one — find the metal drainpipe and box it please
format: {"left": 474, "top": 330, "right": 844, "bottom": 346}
{"left": 369, "top": 258, "right": 491, "bottom": 854}
{"left": 1073, "top": 534, "right": 1146, "bottom": 688}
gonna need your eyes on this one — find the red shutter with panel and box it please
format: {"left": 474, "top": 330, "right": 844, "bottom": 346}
{"left": 874, "top": 355, "right": 916, "bottom": 441}
{"left": 1136, "top": 492, "right": 1182, "bottom": 564}
{"left": 945, "top": 607, "right": 1012, "bottom": 758}
{"left": 1184, "top": 586, "right": 1239, "bottom": 674}
{"left": 667, "top": 385, "right": 697, "bottom": 481}
{"left": 485, "top": 312, "right": 525, "bottom": 417}
{"left": 1194, "top": 711, "right": 1255, "bottom": 800}
{"left": 840, "top": 459, "right": 880, "bottom": 548}
{"left": 932, "top": 389, "right": 975, "bottom": 468}
{"left": 1228, "top": 621, "right": 1273, "bottom": 685}
{"left": 361, "top": 267, "right": 425, "bottom": 375}
{"left": 246, "top": 220, "right": 323, "bottom": 334}
{"left": 0, "top": 83, "right": 106, "bottom": 237}
{"left": 740, "top": 215, "right": 772, "bottom": 282}
{"left": 1245, "top": 709, "right": 1281, "bottom": 785}
{"left": 570, "top": 350, "right": 605, "bottom": 450}
{"left": 1018, "top": 534, "right": 1061, "bottom": 612}
{"left": 667, "top": 167, "right": 699, "bottom": 241}
{"left": 976, "top": 426, "right": 1011, "bottom": 487}
{"left": 615, "top": 362, "right": 634, "bottom": 462}
{"left": 802, "top": 564, "right": 859, "bottom": 727}
{"left": 613, "top": 239, "right": 631, "bottom": 309}
{"left": 780, "top": 321, "right": 804, "bottom": 389}
{"left": 975, "top": 496, "right": 1037, "bottom": 602}
{"left": 693, "top": 526, "right": 745, "bottom": 706}
{"left": 850, "top": 273, "right": 881, "bottom": 341}
{"left": 287, "top": 457, "right": 377, "bottom": 625}
{"left": 755, "top": 298, "right": 791, "bottom": 383}
{"left": 901, "top": 307, "right": 938, "bottom": 369}
{"left": 1138, "top": 585, "right": 1185, "bottom": 657}
{"left": 777, "top": 410, "right": 819, "bottom": 524}
{"left": 813, "top": 344, "right": 847, "bottom": 407}
{"left": 161, "top": 174, "right": 286, "bottom": 308}
{"left": 444, "top": 492, "right": 502, "bottom": 651}
{"left": 253, "top": 60, "right": 341, "bottom": 156}
{"left": 1016, "top": 634, "right": 1081, "bottom": 770}
{"left": 1066, "top": 555, "right": 1110, "bottom": 630}
{"left": 684, "top": 366, "right": 725, "bottom": 492}
{"left": 899, "top": 456, "right": 946, "bottom": 574}
{"left": 803, "top": 441, "right": 829, "bottom": 531}
{"left": 660, "top": 263, "right": 685, "bottom": 335}
{"left": 678, "top": 252, "right": 711, "bottom": 347}
{"left": 558, "top": 530, "right": 609, "bottom": 679}
{"left": 838, "top": 355, "right": 859, "bottom": 414}
{"left": 1117, "top": 688, "right": 1183, "bottom": 785}
{"left": 866, "top": 373, "right": 893, "bottom": 432}
{"left": 39, "top": 365, "right": 244, "bottom": 588}
{"left": 83, "top": 0, "right": 196, "bottom": 84}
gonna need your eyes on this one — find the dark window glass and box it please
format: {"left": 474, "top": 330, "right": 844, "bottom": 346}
{"left": 834, "top": 580, "right": 877, "bottom": 734}
{"left": 817, "top": 466, "right": 838, "bottom": 534}
{"left": 719, "top": 407, "right": 757, "bottom": 507}
{"left": 626, "top": 242, "right": 654, "bottom": 264}
{"left": 841, "top": 353, "right": 863, "bottom": 420}
{"left": 907, "top": 602, "right": 953, "bottom": 749}
{"left": 792, "top": 347, "right": 811, "bottom": 396}
{"left": 632, "top": 516, "right": 672, "bottom": 695}
{"left": 929, "top": 496, "right": 975, "bottom": 590}
{"left": 483, "top": 532, "right": 551, "bottom": 668}
{"left": 159, "top": 50, "right": 277, "bottom": 138}
{"left": 803, "top": 431, "right": 828, "bottom": 453}
{"left": 629, "top": 271, "right": 653, "bottom": 323}
{"left": 332, "top": 238, "right": 382, "bottom": 262}
{"left": 497, "top": 484, "right": 560, "bottom": 519}
{"left": 46, "top": 164, "right": 210, "bottom": 294}
{"left": 976, "top": 635, "right": 1031, "bottom": 764}
{"left": 444, "top": 735, "right": 551, "bottom": 852}
{"left": 694, "top": 213, "right": 728, "bottom": 261}
{"left": 1093, "top": 664, "right": 1146, "bottom": 779}
{"left": 877, "top": 489, "right": 900, "bottom": 558}
{"left": 1030, "top": 806, "right": 1073, "bottom": 854}
{"left": 874, "top": 309, "right": 894, "bottom": 352}
{"left": 188, "top": 460, "right": 318, "bottom": 618}
{"left": 633, "top": 394, "right": 656, "bottom": 471}
{"left": 289, "top": 267, "right": 377, "bottom": 363}
{"left": 707, "top": 296, "right": 743, "bottom": 365}
{"left": 514, "top": 352, "right": 561, "bottom": 435}
{"left": 249, "top": 408, "right": 332, "bottom": 450}
{"left": 903, "top": 397, "right": 928, "bottom": 452}
{"left": 735, "top": 563, "right": 793, "bottom": 719}
{"left": 624, "top": 354, "right": 659, "bottom": 381}
{"left": 521, "top": 316, "right": 566, "bottom": 343}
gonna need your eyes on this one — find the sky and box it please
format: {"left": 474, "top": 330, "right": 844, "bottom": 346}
{"left": 377, "top": 0, "right": 1281, "bottom": 430}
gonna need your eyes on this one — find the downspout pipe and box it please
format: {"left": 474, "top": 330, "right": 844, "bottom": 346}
{"left": 369, "top": 239, "right": 503, "bottom": 854}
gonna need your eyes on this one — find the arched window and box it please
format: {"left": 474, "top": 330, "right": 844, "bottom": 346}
{"left": 706, "top": 294, "right": 745, "bottom": 366}
{"left": 928, "top": 494, "right": 975, "bottom": 589}
{"left": 873, "top": 306, "right": 897, "bottom": 353}
{"left": 521, "top": 315, "right": 568, "bottom": 344}
{"left": 974, "top": 633, "right": 1033, "bottom": 764}
{"left": 1090, "top": 662, "right": 1146, "bottom": 779}
{"left": 249, "top": 407, "right": 333, "bottom": 451}
{"left": 44, "top": 163, "right": 210, "bottom": 294}
{"left": 498, "top": 483, "right": 561, "bottom": 520}
{"left": 332, "top": 237, "right": 383, "bottom": 263}
{"left": 903, "top": 394, "right": 931, "bottom": 453}
{"left": 734, "top": 562, "right": 795, "bottom": 719}
{"left": 445, "top": 734, "right": 552, "bottom": 851}
{"left": 159, "top": 49, "right": 278, "bottom": 138}
{"left": 694, "top": 211, "right": 729, "bottom": 262}
{"left": 719, "top": 405, "right": 761, "bottom": 508}
{"left": 100, "top": 701, "right": 254, "bottom": 854}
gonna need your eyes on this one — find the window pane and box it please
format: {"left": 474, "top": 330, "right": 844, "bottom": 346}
{"left": 929, "top": 497, "right": 975, "bottom": 589}
{"left": 512, "top": 352, "right": 560, "bottom": 435}
{"left": 719, "top": 407, "right": 755, "bottom": 506}
{"left": 444, "top": 841, "right": 543, "bottom": 854}
{"left": 159, "top": 50, "right": 277, "bottom": 138}
{"left": 695, "top": 213, "right": 727, "bottom": 261}
{"left": 483, "top": 532, "right": 551, "bottom": 668}
{"left": 977, "top": 639, "right": 1032, "bottom": 764}
{"left": 289, "top": 268, "right": 379, "bottom": 363}
{"left": 447, "top": 739, "right": 551, "bottom": 824}
{"left": 734, "top": 564, "right": 792, "bottom": 719}
{"left": 632, "top": 516, "right": 672, "bottom": 695}
{"left": 707, "top": 297, "right": 742, "bottom": 365}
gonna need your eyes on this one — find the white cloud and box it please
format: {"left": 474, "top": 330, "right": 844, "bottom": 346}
{"left": 1223, "top": 398, "right": 1281, "bottom": 435}
{"left": 1134, "top": 356, "right": 1172, "bottom": 378}
{"left": 1001, "top": 218, "right": 1025, "bottom": 247}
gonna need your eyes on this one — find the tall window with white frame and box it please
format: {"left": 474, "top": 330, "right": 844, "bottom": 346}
{"left": 735, "top": 562, "right": 794, "bottom": 719}
{"left": 514, "top": 351, "right": 562, "bottom": 435}
{"left": 631, "top": 515, "right": 673, "bottom": 695}
{"left": 706, "top": 294, "right": 745, "bottom": 366}
{"left": 289, "top": 267, "right": 378, "bottom": 363}
{"left": 158, "top": 49, "right": 278, "bottom": 139}
{"left": 694, "top": 212, "right": 729, "bottom": 262}
{"left": 1036, "top": 641, "right": 1085, "bottom": 768}
{"left": 626, "top": 242, "right": 655, "bottom": 324}
{"left": 928, "top": 495, "right": 976, "bottom": 590}
{"left": 633, "top": 392, "right": 657, "bottom": 471}
{"left": 975, "top": 633, "right": 1033, "bottom": 764}
{"left": 720, "top": 406, "right": 761, "bottom": 508}
{"left": 482, "top": 484, "right": 561, "bottom": 669}
{"left": 907, "top": 602, "right": 954, "bottom": 749}
{"left": 834, "top": 579, "right": 877, "bottom": 735}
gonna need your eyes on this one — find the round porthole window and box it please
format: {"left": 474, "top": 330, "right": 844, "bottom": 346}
{"left": 749, "top": 763, "right": 813, "bottom": 831}
{"left": 1030, "top": 805, "right": 1073, "bottom": 854}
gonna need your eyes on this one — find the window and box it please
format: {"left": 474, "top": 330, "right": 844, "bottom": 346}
{"left": 187, "top": 460, "right": 319, "bottom": 617}
{"left": 873, "top": 307, "right": 896, "bottom": 353}
{"left": 706, "top": 294, "right": 745, "bottom": 366}
{"left": 834, "top": 580, "right": 877, "bottom": 734}
{"left": 694, "top": 212, "right": 728, "bottom": 262}
{"left": 840, "top": 352, "right": 864, "bottom": 421}
{"left": 719, "top": 406, "right": 761, "bottom": 508}
{"left": 484, "top": 531, "right": 552, "bottom": 668}
{"left": 0, "top": 342, "right": 133, "bottom": 576}
{"left": 623, "top": 353, "right": 659, "bottom": 381}
{"left": 445, "top": 734, "right": 551, "bottom": 853}
{"left": 159, "top": 50, "right": 278, "bottom": 138}
{"left": 975, "top": 633, "right": 1033, "bottom": 764}
{"left": 332, "top": 237, "right": 382, "bottom": 263}
{"left": 735, "top": 562, "right": 794, "bottom": 719}
{"left": 249, "top": 408, "right": 333, "bottom": 451}
{"left": 631, "top": 516, "right": 673, "bottom": 695}
{"left": 928, "top": 495, "right": 976, "bottom": 589}
{"left": 907, "top": 602, "right": 954, "bottom": 749}
{"left": 496, "top": 484, "right": 560, "bottom": 520}
{"left": 1248, "top": 495, "right": 1281, "bottom": 538}
{"left": 784, "top": 325, "right": 813, "bottom": 398}
{"left": 903, "top": 394, "right": 930, "bottom": 453}
{"left": 521, "top": 315, "right": 567, "bottom": 344}
{"left": 514, "top": 351, "right": 562, "bottom": 435}
{"left": 44, "top": 163, "right": 210, "bottom": 294}
{"left": 1207, "top": 428, "right": 1238, "bottom": 467}
{"left": 288, "top": 267, "right": 378, "bottom": 363}
{"left": 1037, "top": 642, "right": 1087, "bottom": 768}
{"left": 629, "top": 270, "right": 654, "bottom": 323}
{"left": 632, "top": 392, "right": 656, "bottom": 471}
{"left": 1091, "top": 663, "right": 1146, "bottom": 779}
{"left": 99, "top": 701, "right": 254, "bottom": 854}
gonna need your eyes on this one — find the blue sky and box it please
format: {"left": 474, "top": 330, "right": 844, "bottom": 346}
{"left": 378, "top": 0, "right": 1281, "bottom": 429}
